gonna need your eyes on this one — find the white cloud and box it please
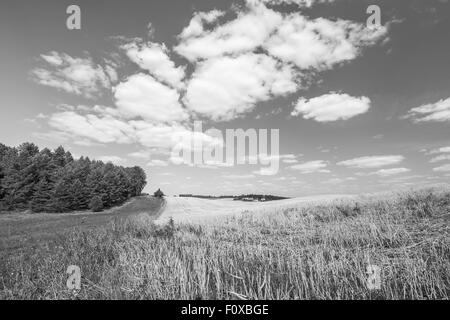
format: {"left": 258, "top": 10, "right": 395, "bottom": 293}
{"left": 245, "top": 153, "right": 297, "bottom": 163}
{"left": 282, "top": 158, "right": 299, "bottom": 164}
{"left": 430, "top": 154, "right": 450, "bottom": 163}
{"left": 427, "top": 146, "right": 450, "bottom": 155}
{"left": 291, "top": 93, "right": 371, "bottom": 122}
{"left": 369, "top": 167, "right": 411, "bottom": 177}
{"left": 114, "top": 73, "right": 188, "bottom": 123}
{"left": 179, "top": 10, "right": 225, "bottom": 39}
{"left": 184, "top": 53, "right": 298, "bottom": 120}
{"left": 253, "top": 167, "right": 279, "bottom": 175}
{"left": 47, "top": 109, "right": 219, "bottom": 153}
{"left": 128, "top": 150, "right": 153, "bottom": 159}
{"left": 147, "top": 159, "right": 169, "bottom": 167}
{"left": 176, "top": 2, "right": 386, "bottom": 122}
{"left": 97, "top": 156, "right": 124, "bottom": 164}
{"left": 122, "top": 41, "right": 186, "bottom": 89}
{"left": 48, "top": 111, "right": 135, "bottom": 144}
{"left": 433, "top": 164, "right": 450, "bottom": 172}
{"left": 176, "top": 3, "right": 386, "bottom": 67}
{"left": 290, "top": 160, "right": 329, "bottom": 173}
{"left": 407, "top": 97, "right": 450, "bottom": 122}
{"left": 31, "top": 51, "right": 117, "bottom": 98}
{"left": 264, "top": 15, "right": 386, "bottom": 70}
{"left": 131, "top": 120, "right": 221, "bottom": 151}
{"left": 176, "top": 4, "right": 282, "bottom": 61}
{"left": 337, "top": 155, "right": 404, "bottom": 169}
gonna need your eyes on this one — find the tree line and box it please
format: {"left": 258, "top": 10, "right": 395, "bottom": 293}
{"left": 0, "top": 142, "right": 147, "bottom": 213}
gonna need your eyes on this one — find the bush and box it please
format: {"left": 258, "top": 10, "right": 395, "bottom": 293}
{"left": 89, "top": 196, "right": 103, "bottom": 212}
{"left": 154, "top": 188, "right": 164, "bottom": 198}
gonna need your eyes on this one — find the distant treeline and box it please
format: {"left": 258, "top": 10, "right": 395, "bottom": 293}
{"left": 233, "top": 194, "right": 289, "bottom": 201}
{"left": 179, "top": 194, "right": 289, "bottom": 201}
{"left": 179, "top": 194, "right": 234, "bottom": 199}
{"left": 0, "top": 142, "right": 146, "bottom": 213}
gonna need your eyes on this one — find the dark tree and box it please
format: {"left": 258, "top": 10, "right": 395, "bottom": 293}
{"left": 0, "top": 142, "right": 147, "bottom": 213}
{"left": 89, "top": 195, "right": 103, "bottom": 212}
{"left": 30, "top": 177, "right": 54, "bottom": 212}
{"left": 154, "top": 188, "right": 164, "bottom": 198}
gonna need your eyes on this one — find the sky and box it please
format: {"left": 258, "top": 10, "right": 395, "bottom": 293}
{"left": 0, "top": 0, "right": 449, "bottom": 197}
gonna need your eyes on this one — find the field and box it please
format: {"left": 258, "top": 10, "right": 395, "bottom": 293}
{"left": 159, "top": 194, "right": 353, "bottom": 223}
{"left": 0, "top": 188, "right": 449, "bottom": 299}
{"left": 0, "top": 196, "right": 164, "bottom": 254}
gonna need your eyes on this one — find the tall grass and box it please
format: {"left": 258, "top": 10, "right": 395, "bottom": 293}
{"left": 0, "top": 188, "right": 449, "bottom": 299}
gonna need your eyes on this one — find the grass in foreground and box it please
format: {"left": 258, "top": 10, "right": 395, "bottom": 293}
{"left": 0, "top": 189, "right": 449, "bottom": 300}
{"left": 0, "top": 196, "right": 164, "bottom": 254}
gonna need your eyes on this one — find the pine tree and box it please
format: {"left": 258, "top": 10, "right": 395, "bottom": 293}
{"left": 89, "top": 195, "right": 103, "bottom": 212}
{"left": 30, "top": 177, "right": 54, "bottom": 213}
{"left": 0, "top": 165, "right": 5, "bottom": 205}
{"left": 0, "top": 142, "right": 147, "bottom": 213}
{"left": 53, "top": 146, "right": 67, "bottom": 167}
{"left": 51, "top": 175, "right": 73, "bottom": 212}
{"left": 86, "top": 166, "right": 105, "bottom": 199}
{"left": 71, "top": 179, "right": 88, "bottom": 210}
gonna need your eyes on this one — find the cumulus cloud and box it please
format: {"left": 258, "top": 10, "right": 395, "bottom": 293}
{"left": 122, "top": 40, "right": 186, "bottom": 89}
{"left": 264, "top": 15, "right": 386, "bottom": 70}
{"left": 176, "top": 3, "right": 386, "bottom": 68}
{"left": 175, "top": 2, "right": 385, "bottom": 121}
{"left": 114, "top": 73, "right": 188, "bottom": 123}
{"left": 130, "top": 120, "right": 221, "bottom": 151}
{"left": 179, "top": 10, "right": 225, "bottom": 39}
{"left": 337, "top": 155, "right": 404, "bottom": 169}
{"left": 291, "top": 93, "right": 371, "bottom": 122}
{"left": 184, "top": 53, "right": 298, "bottom": 120}
{"left": 433, "top": 164, "right": 450, "bottom": 172}
{"left": 31, "top": 51, "right": 117, "bottom": 98}
{"left": 176, "top": 4, "right": 282, "bottom": 61}
{"left": 407, "top": 97, "right": 450, "bottom": 122}
{"left": 33, "top": 2, "right": 388, "bottom": 124}
{"left": 290, "top": 160, "right": 329, "bottom": 173}
{"left": 48, "top": 111, "right": 135, "bottom": 144}
{"left": 47, "top": 109, "right": 219, "bottom": 154}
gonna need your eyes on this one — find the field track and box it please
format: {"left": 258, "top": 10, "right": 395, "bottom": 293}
{"left": 0, "top": 196, "right": 164, "bottom": 254}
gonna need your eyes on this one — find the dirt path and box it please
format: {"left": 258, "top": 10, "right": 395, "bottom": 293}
{"left": 0, "top": 196, "right": 164, "bottom": 253}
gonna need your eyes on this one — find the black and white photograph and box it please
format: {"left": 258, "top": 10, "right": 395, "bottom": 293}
{"left": 0, "top": 0, "right": 449, "bottom": 305}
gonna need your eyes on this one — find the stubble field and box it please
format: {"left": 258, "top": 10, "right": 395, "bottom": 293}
{"left": 0, "top": 188, "right": 449, "bottom": 300}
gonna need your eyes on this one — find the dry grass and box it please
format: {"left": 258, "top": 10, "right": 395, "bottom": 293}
{"left": 0, "top": 196, "right": 164, "bottom": 254}
{"left": 0, "top": 188, "right": 449, "bottom": 300}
